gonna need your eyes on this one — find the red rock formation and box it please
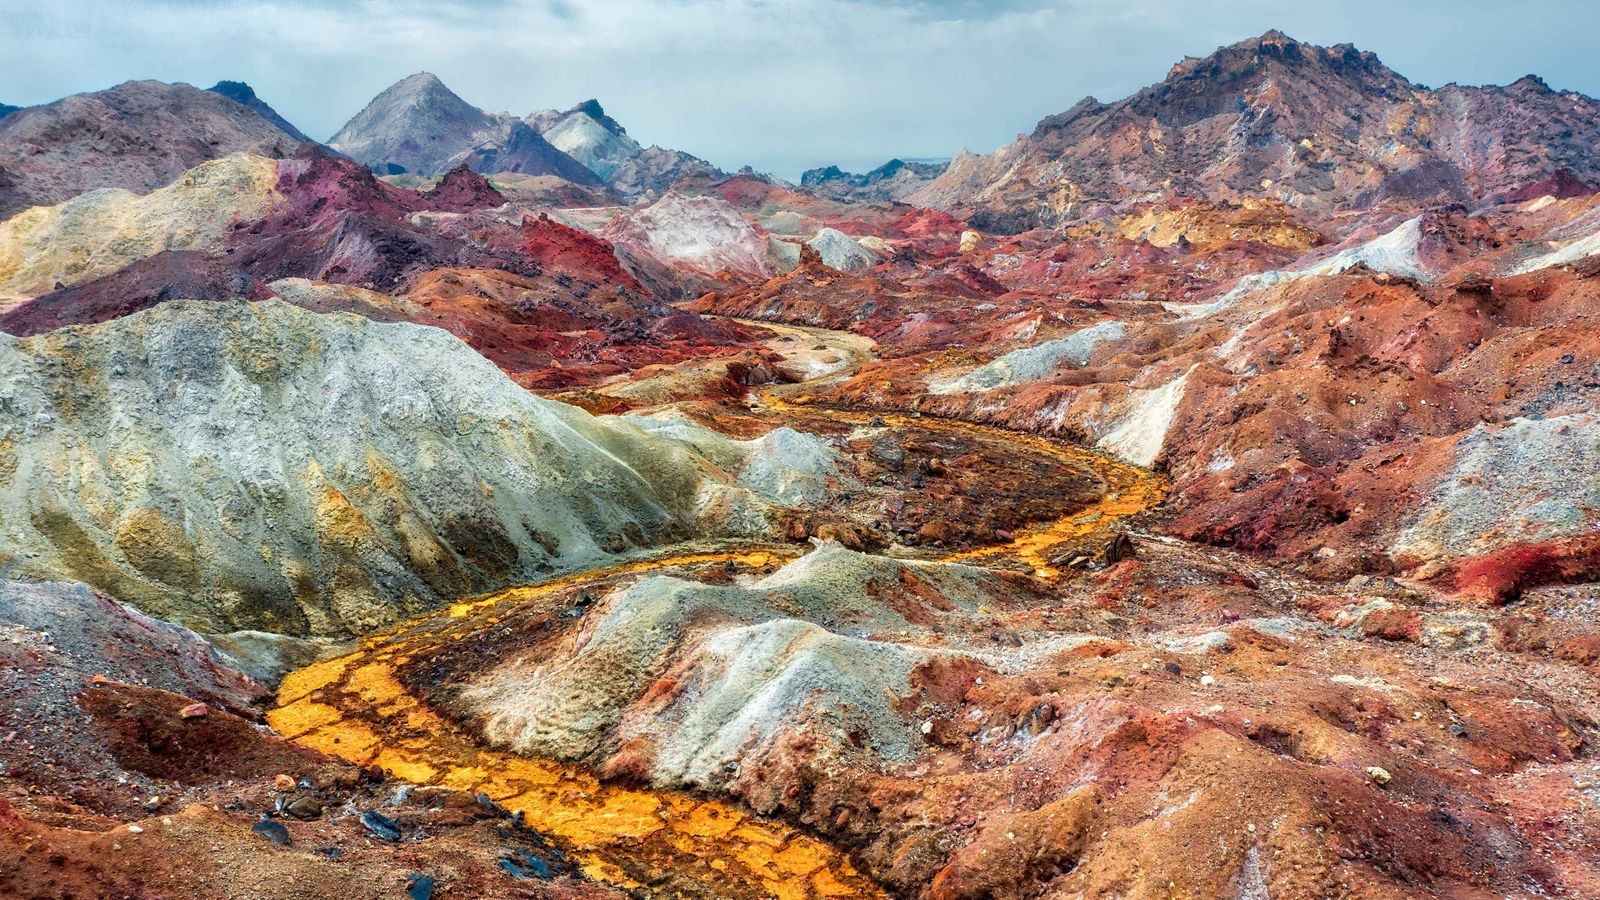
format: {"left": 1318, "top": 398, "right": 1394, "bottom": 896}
{"left": 415, "top": 163, "right": 506, "bottom": 212}
{"left": 520, "top": 213, "right": 642, "bottom": 290}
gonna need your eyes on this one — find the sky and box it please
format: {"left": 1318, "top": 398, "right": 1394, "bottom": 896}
{"left": 3, "top": 0, "right": 1599, "bottom": 180}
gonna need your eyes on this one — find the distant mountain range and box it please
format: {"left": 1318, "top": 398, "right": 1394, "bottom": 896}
{"left": 910, "top": 30, "right": 1600, "bottom": 231}
{"left": 799, "top": 158, "right": 950, "bottom": 203}
{"left": 5, "top": 32, "right": 1600, "bottom": 226}
{"left": 328, "top": 73, "right": 723, "bottom": 200}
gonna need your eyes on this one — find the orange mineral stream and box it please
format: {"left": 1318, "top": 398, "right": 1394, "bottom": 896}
{"left": 270, "top": 324, "right": 1165, "bottom": 898}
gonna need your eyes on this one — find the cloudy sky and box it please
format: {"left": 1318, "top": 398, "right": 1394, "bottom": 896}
{"left": 4, "top": 0, "right": 1597, "bottom": 179}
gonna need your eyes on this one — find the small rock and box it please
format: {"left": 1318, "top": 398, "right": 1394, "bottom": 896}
{"left": 499, "top": 849, "right": 554, "bottom": 881}
{"left": 142, "top": 796, "right": 163, "bottom": 812}
{"left": 286, "top": 796, "right": 323, "bottom": 820}
{"left": 360, "top": 809, "right": 402, "bottom": 842}
{"left": 1365, "top": 766, "right": 1392, "bottom": 786}
{"left": 1104, "top": 533, "right": 1136, "bottom": 564}
{"left": 252, "top": 819, "right": 291, "bottom": 846}
{"left": 127, "top": 825, "right": 144, "bottom": 834}
{"left": 406, "top": 873, "right": 437, "bottom": 900}
{"left": 179, "top": 703, "right": 209, "bottom": 719}
{"left": 476, "top": 792, "right": 508, "bottom": 818}
{"left": 1200, "top": 674, "right": 1216, "bottom": 687}
{"left": 273, "top": 774, "right": 296, "bottom": 792}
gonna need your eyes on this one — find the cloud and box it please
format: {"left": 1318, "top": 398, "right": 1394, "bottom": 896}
{"left": 2, "top": 0, "right": 1597, "bottom": 179}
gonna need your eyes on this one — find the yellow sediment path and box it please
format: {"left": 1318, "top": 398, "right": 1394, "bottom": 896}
{"left": 271, "top": 319, "right": 1166, "bottom": 897}
{"left": 269, "top": 548, "right": 877, "bottom": 899}
{"left": 755, "top": 388, "right": 1168, "bottom": 579}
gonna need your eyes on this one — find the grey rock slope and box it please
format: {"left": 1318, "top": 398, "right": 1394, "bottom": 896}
{"left": 328, "top": 73, "right": 497, "bottom": 175}
{"left": 328, "top": 73, "right": 599, "bottom": 183}
{"left": 0, "top": 80, "right": 305, "bottom": 218}
{"left": 0, "top": 299, "right": 779, "bottom": 638}
{"left": 527, "top": 99, "right": 725, "bottom": 199}
{"left": 529, "top": 99, "right": 642, "bottom": 180}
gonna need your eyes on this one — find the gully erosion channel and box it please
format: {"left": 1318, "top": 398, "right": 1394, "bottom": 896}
{"left": 267, "top": 320, "right": 1167, "bottom": 898}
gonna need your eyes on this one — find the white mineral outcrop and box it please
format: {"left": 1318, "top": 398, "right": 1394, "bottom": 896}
{"left": 463, "top": 545, "right": 1028, "bottom": 789}
{"left": 930, "top": 320, "right": 1128, "bottom": 394}
{"left": 602, "top": 192, "right": 769, "bottom": 276}
{"left": 807, "top": 227, "right": 875, "bottom": 271}
{"left": 0, "top": 299, "right": 799, "bottom": 636}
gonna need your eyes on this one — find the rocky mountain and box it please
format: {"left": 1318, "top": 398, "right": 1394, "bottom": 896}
{"left": 206, "top": 80, "right": 312, "bottom": 143}
{"left": 0, "top": 80, "right": 307, "bottom": 218}
{"left": 452, "top": 118, "right": 602, "bottom": 183}
{"left": 0, "top": 103, "right": 17, "bottom": 121}
{"left": 799, "top": 158, "right": 948, "bottom": 203}
{"left": 327, "top": 72, "right": 600, "bottom": 184}
{"left": 912, "top": 30, "right": 1600, "bottom": 231}
{"left": 526, "top": 98, "right": 726, "bottom": 199}
{"left": 529, "top": 99, "right": 643, "bottom": 180}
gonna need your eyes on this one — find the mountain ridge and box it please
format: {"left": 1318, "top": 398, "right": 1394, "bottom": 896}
{"left": 910, "top": 30, "right": 1600, "bottom": 231}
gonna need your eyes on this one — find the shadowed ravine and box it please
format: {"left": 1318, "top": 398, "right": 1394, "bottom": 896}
{"left": 268, "top": 320, "right": 1166, "bottom": 898}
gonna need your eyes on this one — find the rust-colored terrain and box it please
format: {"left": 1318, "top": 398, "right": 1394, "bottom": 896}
{"left": 3, "top": 27, "right": 1600, "bottom": 900}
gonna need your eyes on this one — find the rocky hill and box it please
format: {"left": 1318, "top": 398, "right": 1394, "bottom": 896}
{"left": 0, "top": 80, "right": 307, "bottom": 217}
{"left": 530, "top": 99, "right": 643, "bottom": 180}
{"left": 0, "top": 299, "right": 804, "bottom": 637}
{"left": 912, "top": 30, "right": 1600, "bottom": 231}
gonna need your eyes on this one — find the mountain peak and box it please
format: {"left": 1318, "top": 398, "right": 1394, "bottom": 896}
{"left": 330, "top": 72, "right": 495, "bottom": 174}
{"left": 398, "top": 71, "right": 445, "bottom": 88}
{"left": 567, "top": 98, "right": 628, "bottom": 136}
{"left": 390, "top": 72, "right": 465, "bottom": 103}
{"left": 207, "top": 80, "right": 311, "bottom": 143}
{"left": 209, "top": 80, "right": 258, "bottom": 102}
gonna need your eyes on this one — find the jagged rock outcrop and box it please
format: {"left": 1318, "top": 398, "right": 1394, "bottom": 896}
{"left": 525, "top": 98, "right": 725, "bottom": 199}
{"left": 206, "top": 81, "right": 312, "bottom": 143}
{"left": 606, "top": 146, "right": 725, "bottom": 202}
{"left": 912, "top": 31, "right": 1600, "bottom": 231}
{"left": 0, "top": 80, "right": 305, "bottom": 218}
{"left": 530, "top": 99, "right": 643, "bottom": 181}
{"left": 0, "top": 300, "right": 795, "bottom": 637}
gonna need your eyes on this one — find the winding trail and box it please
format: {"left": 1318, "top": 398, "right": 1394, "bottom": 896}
{"left": 270, "top": 318, "right": 1166, "bottom": 898}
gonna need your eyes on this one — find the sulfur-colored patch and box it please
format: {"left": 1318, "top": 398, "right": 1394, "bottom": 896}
{"left": 270, "top": 551, "right": 883, "bottom": 899}
{"left": 0, "top": 154, "right": 282, "bottom": 298}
